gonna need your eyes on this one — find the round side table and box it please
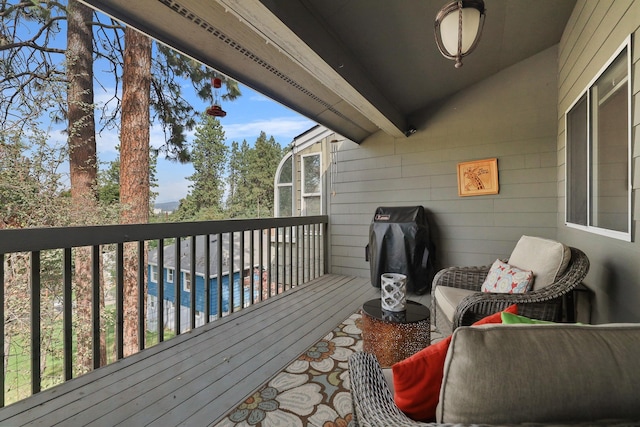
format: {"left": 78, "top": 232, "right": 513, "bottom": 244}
{"left": 361, "top": 299, "right": 430, "bottom": 367}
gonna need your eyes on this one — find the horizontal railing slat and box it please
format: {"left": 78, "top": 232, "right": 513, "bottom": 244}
{"left": 0, "top": 216, "right": 328, "bottom": 253}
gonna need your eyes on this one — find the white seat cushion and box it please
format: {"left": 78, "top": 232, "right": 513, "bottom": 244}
{"left": 507, "top": 235, "right": 571, "bottom": 290}
{"left": 434, "top": 286, "right": 477, "bottom": 323}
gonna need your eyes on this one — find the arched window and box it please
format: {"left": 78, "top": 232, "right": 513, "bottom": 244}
{"left": 275, "top": 154, "right": 293, "bottom": 217}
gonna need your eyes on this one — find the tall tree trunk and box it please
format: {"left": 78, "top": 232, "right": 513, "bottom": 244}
{"left": 66, "top": 0, "right": 105, "bottom": 372}
{"left": 120, "top": 27, "right": 152, "bottom": 356}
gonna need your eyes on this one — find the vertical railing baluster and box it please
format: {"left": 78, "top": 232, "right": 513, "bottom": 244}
{"left": 310, "top": 223, "right": 318, "bottom": 279}
{"left": 323, "top": 221, "right": 328, "bottom": 274}
{"left": 31, "top": 250, "right": 41, "bottom": 395}
{"left": 308, "top": 224, "right": 311, "bottom": 280}
{"left": 318, "top": 222, "right": 322, "bottom": 276}
{"left": 92, "top": 245, "right": 100, "bottom": 370}
{"left": 288, "top": 226, "right": 293, "bottom": 289}
{"left": 217, "top": 234, "right": 223, "bottom": 318}
{"left": 204, "top": 234, "right": 210, "bottom": 324}
{"left": 303, "top": 225, "right": 307, "bottom": 283}
{"left": 250, "top": 230, "right": 256, "bottom": 303}
{"left": 297, "top": 225, "right": 301, "bottom": 286}
{"left": 228, "top": 232, "right": 234, "bottom": 312}
{"left": 174, "top": 238, "right": 181, "bottom": 335}
{"left": 267, "top": 228, "right": 270, "bottom": 296}
{"left": 63, "top": 248, "right": 72, "bottom": 381}
{"left": 266, "top": 228, "right": 271, "bottom": 297}
{"left": 138, "top": 241, "right": 145, "bottom": 351}
{"left": 258, "top": 228, "right": 264, "bottom": 298}
{"left": 190, "top": 236, "right": 196, "bottom": 330}
{"left": 317, "top": 222, "right": 321, "bottom": 277}
{"left": 239, "top": 231, "right": 245, "bottom": 309}
{"left": 158, "top": 239, "right": 165, "bottom": 343}
{"left": 281, "top": 227, "right": 285, "bottom": 291}
{"left": 275, "top": 227, "right": 280, "bottom": 293}
{"left": 284, "top": 227, "right": 288, "bottom": 290}
{"left": 116, "top": 243, "right": 124, "bottom": 360}
{"left": 0, "top": 253, "right": 4, "bottom": 407}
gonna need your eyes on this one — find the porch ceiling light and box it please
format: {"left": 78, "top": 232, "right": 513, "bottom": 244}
{"left": 434, "top": 0, "right": 485, "bottom": 68}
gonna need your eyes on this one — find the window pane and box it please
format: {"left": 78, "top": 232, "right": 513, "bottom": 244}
{"left": 303, "top": 155, "right": 320, "bottom": 194}
{"left": 590, "top": 50, "right": 628, "bottom": 232}
{"left": 303, "top": 196, "right": 321, "bottom": 215}
{"left": 567, "top": 95, "right": 588, "bottom": 226}
{"left": 278, "top": 157, "right": 292, "bottom": 184}
{"left": 278, "top": 186, "right": 292, "bottom": 217}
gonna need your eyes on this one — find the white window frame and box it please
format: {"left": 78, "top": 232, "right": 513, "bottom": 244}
{"left": 183, "top": 271, "right": 191, "bottom": 292}
{"left": 564, "top": 36, "right": 632, "bottom": 241}
{"left": 301, "top": 153, "right": 322, "bottom": 216}
{"left": 167, "top": 268, "right": 174, "bottom": 283}
{"left": 151, "top": 265, "right": 158, "bottom": 282}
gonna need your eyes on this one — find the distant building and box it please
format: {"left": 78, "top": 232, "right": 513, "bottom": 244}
{"left": 153, "top": 201, "right": 180, "bottom": 215}
{"left": 147, "top": 233, "right": 262, "bottom": 333}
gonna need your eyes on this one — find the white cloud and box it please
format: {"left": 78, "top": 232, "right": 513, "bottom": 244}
{"left": 223, "top": 117, "right": 314, "bottom": 142}
{"left": 249, "top": 94, "right": 271, "bottom": 102}
{"left": 96, "top": 129, "right": 120, "bottom": 154}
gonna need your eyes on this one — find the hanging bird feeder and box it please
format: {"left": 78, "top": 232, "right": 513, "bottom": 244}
{"left": 206, "top": 77, "right": 227, "bottom": 117}
{"left": 206, "top": 105, "right": 226, "bottom": 117}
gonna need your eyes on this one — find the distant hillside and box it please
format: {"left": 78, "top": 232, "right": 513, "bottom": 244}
{"left": 154, "top": 201, "right": 180, "bottom": 212}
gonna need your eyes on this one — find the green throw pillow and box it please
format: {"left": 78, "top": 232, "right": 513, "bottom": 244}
{"left": 500, "top": 312, "right": 555, "bottom": 324}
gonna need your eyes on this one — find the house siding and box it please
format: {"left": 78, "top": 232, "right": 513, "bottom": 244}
{"left": 557, "top": 0, "right": 640, "bottom": 323}
{"left": 329, "top": 46, "right": 560, "bottom": 282}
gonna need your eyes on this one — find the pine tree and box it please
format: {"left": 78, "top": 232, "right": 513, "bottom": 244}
{"left": 226, "top": 132, "right": 283, "bottom": 218}
{"left": 186, "top": 114, "right": 228, "bottom": 214}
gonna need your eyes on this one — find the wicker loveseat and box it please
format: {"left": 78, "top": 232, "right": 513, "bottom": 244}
{"left": 349, "top": 323, "right": 640, "bottom": 426}
{"left": 431, "top": 236, "right": 590, "bottom": 334}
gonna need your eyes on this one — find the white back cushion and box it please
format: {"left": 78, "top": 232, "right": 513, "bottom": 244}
{"left": 507, "top": 235, "right": 571, "bottom": 290}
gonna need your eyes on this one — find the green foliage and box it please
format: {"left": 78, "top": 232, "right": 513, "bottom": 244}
{"left": 226, "top": 132, "right": 284, "bottom": 218}
{"left": 97, "top": 152, "right": 159, "bottom": 208}
{"left": 97, "top": 158, "right": 121, "bottom": 205}
{"left": 0, "top": 127, "right": 70, "bottom": 228}
{"left": 186, "top": 114, "right": 227, "bottom": 210}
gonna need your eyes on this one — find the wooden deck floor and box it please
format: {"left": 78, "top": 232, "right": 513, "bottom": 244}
{"left": 0, "top": 274, "right": 411, "bottom": 426}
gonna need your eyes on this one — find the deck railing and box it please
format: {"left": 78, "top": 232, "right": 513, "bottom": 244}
{"left": 0, "top": 215, "right": 328, "bottom": 407}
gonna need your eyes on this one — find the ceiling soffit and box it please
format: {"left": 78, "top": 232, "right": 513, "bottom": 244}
{"left": 80, "top": 0, "right": 404, "bottom": 142}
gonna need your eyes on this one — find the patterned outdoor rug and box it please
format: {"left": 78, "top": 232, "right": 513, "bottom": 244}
{"left": 214, "top": 311, "right": 445, "bottom": 427}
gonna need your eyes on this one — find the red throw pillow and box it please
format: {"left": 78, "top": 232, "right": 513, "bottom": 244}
{"left": 392, "top": 304, "right": 518, "bottom": 421}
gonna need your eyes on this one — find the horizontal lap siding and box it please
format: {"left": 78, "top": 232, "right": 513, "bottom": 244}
{"left": 330, "top": 46, "right": 561, "bottom": 276}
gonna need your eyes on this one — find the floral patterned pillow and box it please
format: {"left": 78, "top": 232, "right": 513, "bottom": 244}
{"left": 481, "top": 259, "right": 533, "bottom": 293}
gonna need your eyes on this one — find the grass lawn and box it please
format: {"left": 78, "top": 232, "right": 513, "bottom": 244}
{"left": 4, "top": 306, "right": 175, "bottom": 405}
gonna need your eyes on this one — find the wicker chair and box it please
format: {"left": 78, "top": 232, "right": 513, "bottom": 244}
{"left": 349, "top": 351, "right": 466, "bottom": 427}
{"left": 431, "top": 246, "right": 590, "bottom": 335}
